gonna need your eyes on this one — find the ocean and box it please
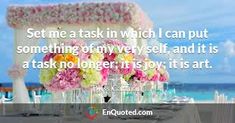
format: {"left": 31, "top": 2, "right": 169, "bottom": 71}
{"left": 1, "top": 82, "right": 235, "bottom": 101}
{"left": 167, "top": 83, "right": 235, "bottom": 101}
{"left": 0, "top": 83, "right": 41, "bottom": 87}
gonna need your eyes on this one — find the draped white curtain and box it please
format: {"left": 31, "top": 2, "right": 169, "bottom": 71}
{"left": 10, "top": 28, "right": 40, "bottom": 103}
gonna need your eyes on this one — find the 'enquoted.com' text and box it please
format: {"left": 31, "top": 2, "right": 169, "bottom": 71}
{"left": 102, "top": 109, "right": 153, "bottom": 116}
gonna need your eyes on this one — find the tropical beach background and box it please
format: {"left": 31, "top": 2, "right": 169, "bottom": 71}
{"left": 0, "top": 0, "right": 235, "bottom": 102}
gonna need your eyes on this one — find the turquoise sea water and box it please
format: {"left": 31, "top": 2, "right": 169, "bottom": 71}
{"left": 167, "top": 83, "right": 235, "bottom": 101}
{"left": 1, "top": 83, "right": 235, "bottom": 101}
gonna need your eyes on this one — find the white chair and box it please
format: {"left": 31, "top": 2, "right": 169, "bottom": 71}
{"left": 32, "top": 90, "right": 41, "bottom": 103}
{"left": 213, "top": 91, "right": 234, "bottom": 123}
{"left": 214, "top": 91, "right": 228, "bottom": 103}
{"left": 0, "top": 94, "right": 3, "bottom": 103}
{"left": 232, "top": 98, "right": 235, "bottom": 103}
{"left": 2, "top": 93, "right": 13, "bottom": 103}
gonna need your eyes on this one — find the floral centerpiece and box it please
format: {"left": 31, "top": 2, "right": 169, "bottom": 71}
{"left": 122, "top": 57, "right": 169, "bottom": 103}
{"left": 123, "top": 57, "right": 169, "bottom": 96}
{"left": 79, "top": 49, "right": 109, "bottom": 88}
{"left": 101, "top": 39, "right": 134, "bottom": 75}
{"left": 99, "top": 39, "right": 135, "bottom": 103}
{"left": 39, "top": 40, "right": 109, "bottom": 92}
{"left": 123, "top": 58, "right": 169, "bottom": 83}
{"left": 158, "top": 66, "right": 169, "bottom": 82}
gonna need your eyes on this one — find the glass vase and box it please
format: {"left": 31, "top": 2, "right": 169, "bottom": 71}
{"left": 104, "top": 74, "right": 122, "bottom": 103}
{"left": 67, "top": 87, "right": 103, "bottom": 103}
{"left": 52, "top": 92, "right": 65, "bottom": 103}
{"left": 128, "top": 81, "right": 142, "bottom": 103}
{"left": 90, "top": 86, "right": 103, "bottom": 103}
{"left": 123, "top": 91, "right": 136, "bottom": 103}
{"left": 142, "top": 82, "right": 155, "bottom": 103}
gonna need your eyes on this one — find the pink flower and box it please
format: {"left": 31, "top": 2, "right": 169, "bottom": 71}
{"left": 43, "top": 53, "right": 55, "bottom": 62}
{"left": 104, "top": 39, "right": 126, "bottom": 46}
{"left": 63, "top": 40, "right": 89, "bottom": 61}
{"left": 104, "top": 53, "right": 116, "bottom": 61}
{"left": 120, "top": 63, "right": 133, "bottom": 75}
{"left": 150, "top": 74, "right": 159, "bottom": 81}
{"left": 79, "top": 52, "right": 90, "bottom": 61}
{"left": 64, "top": 39, "right": 85, "bottom": 47}
{"left": 134, "top": 69, "right": 146, "bottom": 81}
{"left": 113, "top": 3, "right": 121, "bottom": 13}
{"left": 46, "top": 68, "right": 81, "bottom": 92}
{"left": 100, "top": 68, "right": 109, "bottom": 86}
{"left": 159, "top": 74, "right": 168, "bottom": 82}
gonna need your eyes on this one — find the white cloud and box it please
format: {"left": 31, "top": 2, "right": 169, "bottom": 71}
{"left": 223, "top": 40, "right": 235, "bottom": 57}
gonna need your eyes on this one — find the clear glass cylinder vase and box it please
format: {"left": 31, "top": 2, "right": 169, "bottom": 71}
{"left": 104, "top": 74, "right": 122, "bottom": 103}
{"left": 127, "top": 80, "right": 142, "bottom": 103}
{"left": 52, "top": 92, "right": 65, "bottom": 103}
{"left": 71, "top": 88, "right": 90, "bottom": 103}
{"left": 142, "top": 82, "right": 155, "bottom": 103}
{"left": 90, "top": 86, "right": 103, "bottom": 103}
{"left": 64, "top": 87, "right": 103, "bottom": 103}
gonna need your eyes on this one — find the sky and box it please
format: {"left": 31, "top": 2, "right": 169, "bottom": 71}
{"left": 0, "top": 0, "right": 235, "bottom": 83}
